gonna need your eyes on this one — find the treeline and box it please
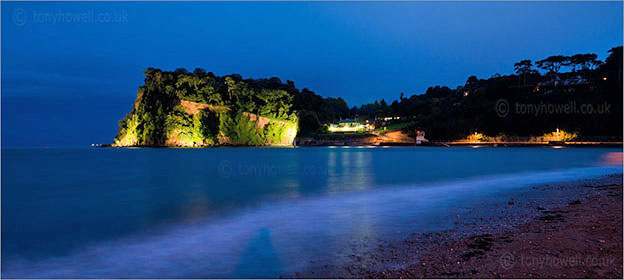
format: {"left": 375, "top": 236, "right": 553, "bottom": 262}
{"left": 114, "top": 68, "right": 351, "bottom": 145}
{"left": 338, "top": 46, "right": 623, "bottom": 140}
{"left": 141, "top": 67, "right": 298, "bottom": 120}
{"left": 116, "top": 46, "right": 622, "bottom": 144}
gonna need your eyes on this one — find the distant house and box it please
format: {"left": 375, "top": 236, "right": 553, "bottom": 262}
{"left": 415, "top": 130, "right": 428, "bottom": 144}
{"left": 535, "top": 74, "right": 589, "bottom": 93}
{"left": 561, "top": 75, "right": 589, "bottom": 86}
{"left": 377, "top": 115, "right": 403, "bottom": 126}
{"left": 379, "top": 116, "right": 401, "bottom": 122}
{"left": 339, "top": 119, "right": 358, "bottom": 125}
{"left": 327, "top": 119, "right": 374, "bottom": 133}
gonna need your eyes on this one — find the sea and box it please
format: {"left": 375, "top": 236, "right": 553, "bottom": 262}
{"left": 1, "top": 146, "right": 622, "bottom": 278}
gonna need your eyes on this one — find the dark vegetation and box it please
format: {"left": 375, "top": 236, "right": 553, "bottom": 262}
{"left": 116, "top": 46, "right": 622, "bottom": 144}
{"left": 345, "top": 46, "right": 622, "bottom": 140}
{"left": 115, "top": 67, "right": 347, "bottom": 145}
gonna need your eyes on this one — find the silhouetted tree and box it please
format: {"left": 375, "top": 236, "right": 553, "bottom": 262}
{"left": 536, "top": 55, "right": 569, "bottom": 73}
{"left": 465, "top": 76, "right": 479, "bottom": 88}
{"left": 514, "top": 59, "right": 534, "bottom": 86}
{"left": 193, "top": 68, "right": 206, "bottom": 75}
{"left": 602, "top": 46, "right": 623, "bottom": 84}
{"left": 174, "top": 68, "right": 189, "bottom": 75}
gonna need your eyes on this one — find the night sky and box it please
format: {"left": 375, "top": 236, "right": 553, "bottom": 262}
{"left": 2, "top": 1, "right": 622, "bottom": 147}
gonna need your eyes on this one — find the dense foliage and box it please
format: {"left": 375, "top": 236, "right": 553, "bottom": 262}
{"left": 115, "top": 46, "right": 622, "bottom": 145}
{"left": 346, "top": 47, "right": 623, "bottom": 141}
{"left": 115, "top": 69, "right": 309, "bottom": 146}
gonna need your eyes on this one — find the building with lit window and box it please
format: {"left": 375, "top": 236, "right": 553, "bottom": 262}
{"left": 327, "top": 119, "right": 374, "bottom": 133}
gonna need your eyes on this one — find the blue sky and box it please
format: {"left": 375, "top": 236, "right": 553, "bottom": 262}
{"left": 2, "top": 1, "right": 622, "bottom": 147}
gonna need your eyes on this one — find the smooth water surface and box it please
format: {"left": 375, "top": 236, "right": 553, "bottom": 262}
{"left": 2, "top": 147, "right": 622, "bottom": 277}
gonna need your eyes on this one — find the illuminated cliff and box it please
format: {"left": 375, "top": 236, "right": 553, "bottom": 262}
{"left": 113, "top": 68, "right": 298, "bottom": 147}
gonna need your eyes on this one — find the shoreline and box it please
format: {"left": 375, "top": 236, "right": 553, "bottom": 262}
{"left": 430, "top": 142, "right": 624, "bottom": 148}
{"left": 97, "top": 142, "right": 623, "bottom": 148}
{"left": 290, "top": 174, "right": 623, "bottom": 278}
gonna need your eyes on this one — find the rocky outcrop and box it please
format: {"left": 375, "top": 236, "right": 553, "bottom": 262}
{"left": 113, "top": 97, "right": 297, "bottom": 148}
{"left": 174, "top": 99, "right": 229, "bottom": 115}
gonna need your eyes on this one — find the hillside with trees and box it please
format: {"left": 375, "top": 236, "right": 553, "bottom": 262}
{"left": 113, "top": 68, "right": 349, "bottom": 146}
{"left": 344, "top": 46, "right": 622, "bottom": 141}
{"left": 113, "top": 46, "right": 622, "bottom": 146}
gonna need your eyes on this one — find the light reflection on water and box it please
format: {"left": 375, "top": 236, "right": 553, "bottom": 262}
{"left": 1, "top": 147, "right": 622, "bottom": 278}
{"left": 599, "top": 152, "right": 623, "bottom": 166}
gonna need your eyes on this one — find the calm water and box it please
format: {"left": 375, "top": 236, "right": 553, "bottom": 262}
{"left": 2, "top": 146, "right": 622, "bottom": 278}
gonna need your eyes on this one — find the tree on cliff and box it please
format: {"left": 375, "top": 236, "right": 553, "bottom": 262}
{"left": 514, "top": 59, "right": 535, "bottom": 86}
{"left": 536, "top": 55, "right": 569, "bottom": 73}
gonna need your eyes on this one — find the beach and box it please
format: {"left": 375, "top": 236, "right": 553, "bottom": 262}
{"left": 3, "top": 148, "right": 621, "bottom": 278}
{"left": 295, "top": 174, "right": 623, "bottom": 278}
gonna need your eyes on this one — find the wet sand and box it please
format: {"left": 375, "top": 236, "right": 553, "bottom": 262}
{"left": 291, "top": 174, "right": 623, "bottom": 278}
{"left": 374, "top": 179, "right": 623, "bottom": 278}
